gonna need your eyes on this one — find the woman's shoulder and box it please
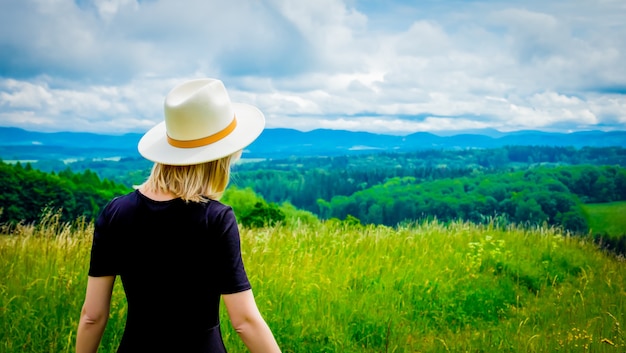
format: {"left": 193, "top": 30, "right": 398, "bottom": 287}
{"left": 205, "top": 198, "right": 231, "bottom": 211}
{"left": 95, "top": 191, "right": 143, "bottom": 230}
{"left": 203, "top": 199, "right": 234, "bottom": 217}
{"left": 98, "top": 190, "right": 143, "bottom": 218}
{"left": 197, "top": 199, "right": 240, "bottom": 230}
{"left": 107, "top": 189, "right": 142, "bottom": 208}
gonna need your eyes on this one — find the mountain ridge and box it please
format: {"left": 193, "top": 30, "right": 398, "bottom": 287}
{"left": 1, "top": 126, "right": 625, "bottom": 160}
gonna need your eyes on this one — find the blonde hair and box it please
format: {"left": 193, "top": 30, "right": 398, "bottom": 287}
{"left": 140, "top": 151, "right": 241, "bottom": 202}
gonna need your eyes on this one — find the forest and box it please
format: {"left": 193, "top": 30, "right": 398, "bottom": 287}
{"left": 1, "top": 145, "right": 626, "bottom": 237}
{"left": 316, "top": 165, "right": 625, "bottom": 230}
{"left": 0, "top": 160, "right": 316, "bottom": 230}
{"left": 0, "top": 161, "right": 129, "bottom": 224}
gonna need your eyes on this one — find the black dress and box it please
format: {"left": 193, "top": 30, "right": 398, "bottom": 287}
{"left": 88, "top": 190, "right": 251, "bottom": 352}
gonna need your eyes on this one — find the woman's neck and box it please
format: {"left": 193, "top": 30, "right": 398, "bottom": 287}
{"left": 139, "top": 185, "right": 177, "bottom": 201}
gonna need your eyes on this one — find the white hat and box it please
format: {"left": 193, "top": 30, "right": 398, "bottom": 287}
{"left": 138, "top": 78, "right": 265, "bottom": 165}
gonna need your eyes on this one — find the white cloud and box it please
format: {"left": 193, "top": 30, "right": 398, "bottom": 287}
{"left": 0, "top": 0, "right": 624, "bottom": 134}
{"left": 0, "top": 80, "right": 54, "bottom": 109}
{"left": 93, "top": 0, "right": 139, "bottom": 21}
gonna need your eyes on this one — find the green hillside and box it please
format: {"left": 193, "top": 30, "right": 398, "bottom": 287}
{"left": 2, "top": 217, "right": 624, "bottom": 352}
{"left": 0, "top": 160, "right": 131, "bottom": 224}
{"left": 1, "top": 149, "right": 625, "bottom": 351}
{"left": 583, "top": 201, "right": 626, "bottom": 238}
{"left": 5, "top": 158, "right": 626, "bottom": 236}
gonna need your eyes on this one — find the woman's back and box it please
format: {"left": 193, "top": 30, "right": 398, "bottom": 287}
{"left": 90, "top": 190, "right": 250, "bottom": 352}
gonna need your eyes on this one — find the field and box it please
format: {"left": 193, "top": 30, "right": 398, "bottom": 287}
{"left": 1, "top": 214, "right": 625, "bottom": 352}
{"left": 583, "top": 201, "right": 626, "bottom": 238}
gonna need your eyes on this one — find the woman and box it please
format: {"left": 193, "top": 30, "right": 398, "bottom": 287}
{"left": 76, "top": 79, "right": 281, "bottom": 352}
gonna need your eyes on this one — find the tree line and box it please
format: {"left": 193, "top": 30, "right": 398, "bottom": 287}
{"left": 3, "top": 146, "right": 626, "bottom": 233}
{"left": 316, "top": 165, "right": 626, "bottom": 232}
{"left": 232, "top": 146, "right": 626, "bottom": 216}
{"left": 0, "top": 161, "right": 130, "bottom": 224}
{"left": 31, "top": 146, "right": 626, "bottom": 194}
{"left": 0, "top": 161, "right": 309, "bottom": 229}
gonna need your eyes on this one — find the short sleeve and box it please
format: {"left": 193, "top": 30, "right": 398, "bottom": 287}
{"left": 88, "top": 202, "right": 121, "bottom": 277}
{"left": 216, "top": 207, "right": 251, "bottom": 294}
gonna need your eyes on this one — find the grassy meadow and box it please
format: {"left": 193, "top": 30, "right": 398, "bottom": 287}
{"left": 583, "top": 202, "right": 626, "bottom": 238}
{"left": 1, "top": 214, "right": 625, "bottom": 352}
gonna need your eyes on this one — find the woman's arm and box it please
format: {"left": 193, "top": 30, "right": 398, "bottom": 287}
{"left": 76, "top": 276, "right": 115, "bottom": 353}
{"left": 223, "top": 289, "right": 281, "bottom": 353}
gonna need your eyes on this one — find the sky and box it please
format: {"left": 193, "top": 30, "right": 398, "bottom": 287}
{"left": 0, "top": 0, "right": 625, "bottom": 136}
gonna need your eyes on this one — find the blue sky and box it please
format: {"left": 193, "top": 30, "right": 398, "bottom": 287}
{"left": 0, "top": 0, "right": 625, "bottom": 135}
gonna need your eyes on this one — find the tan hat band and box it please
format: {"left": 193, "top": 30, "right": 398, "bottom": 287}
{"left": 167, "top": 116, "right": 238, "bottom": 148}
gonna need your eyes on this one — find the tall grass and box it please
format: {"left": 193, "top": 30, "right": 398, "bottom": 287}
{"left": 1, "top": 214, "right": 625, "bottom": 352}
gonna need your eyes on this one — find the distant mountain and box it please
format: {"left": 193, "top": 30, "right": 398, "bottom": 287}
{"left": 249, "top": 128, "right": 626, "bottom": 157}
{"left": 1, "top": 126, "right": 625, "bottom": 161}
{"left": 0, "top": 127, "right": 141, "bottom": 149}
{"left": 0, "top": 127, "right": 141, "bottom": 160}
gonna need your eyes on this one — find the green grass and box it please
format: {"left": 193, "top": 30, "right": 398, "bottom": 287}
{"left": 1, "top": 214, "right": 625, "bottom": 352}
{"left": 583, "top": 201, "right": 626, "bottom": 238}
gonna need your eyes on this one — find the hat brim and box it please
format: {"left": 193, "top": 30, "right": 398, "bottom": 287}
{"left": 138, "top": 103, "right": 264, "bottom": 165}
